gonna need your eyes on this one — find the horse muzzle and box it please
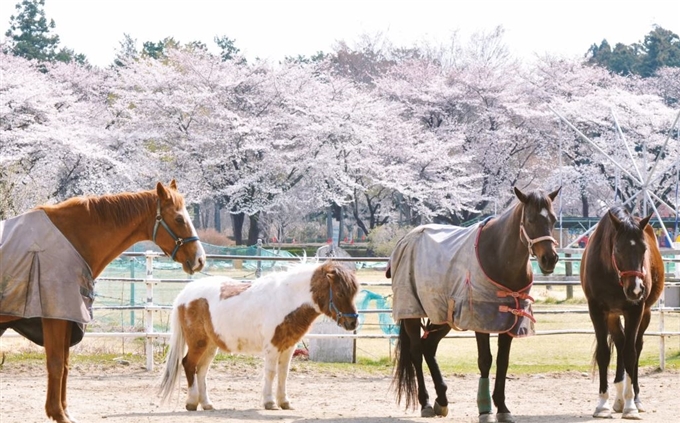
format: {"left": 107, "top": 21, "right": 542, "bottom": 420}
{"left": 183, "top": 251, "right": 206, "bottom": 275}
{"left": 537, "top": 250, "right": 559, "bottom": 275}
{"left": 623, "top": 277, "right": 646, "bottom": 303}
{"left": 341, "top": 316, "right": 358, "bottom": 331}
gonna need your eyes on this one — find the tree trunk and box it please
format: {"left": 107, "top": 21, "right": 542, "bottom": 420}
{"left": 214, "top": 198, "right": 223, "bottom": 232}
{"left": 326, "top": 206, "right": 333, "bottom": 242}
{"left": 338, "top": 207, "right": 344, "bottom": 246}
{"left": 581, "top": 192, "right": 589, "bottom": 217}
{"left": 232, "top": 211, "right": 245, "bottom": 245}
{"left": 191, "top": 203, "right": 201, "bottom": 230}
{"left": 247, "top": 212, "right": 260, "bottom": 246}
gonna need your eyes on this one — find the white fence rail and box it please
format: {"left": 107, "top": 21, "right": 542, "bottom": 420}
{"left": 4, "top": 248, "right": 679, "bottom": 371}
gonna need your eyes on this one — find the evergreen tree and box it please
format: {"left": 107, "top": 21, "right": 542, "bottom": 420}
{"left": 638, "top": 26, "right": 680, "bottom": 77}
{"left": 4, "top": 0, "right": 87, "bottom": 64}
{"left": 4, "top": 0, "right": 59, "bottom": 61}
{"left": 585, "top": 26, "right": 680, "bottom": 77}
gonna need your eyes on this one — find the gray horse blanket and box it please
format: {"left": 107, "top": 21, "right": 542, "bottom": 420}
{"left": 389, "top": 222, "right": 535, "bottom": 337}
{"left": 0, "top": 210, "right": 94, "bottom": 346}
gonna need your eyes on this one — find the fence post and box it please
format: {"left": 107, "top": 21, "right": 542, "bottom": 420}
{"left": 565, "top": 252, "right": 573, "bottom": 300}
{"left": 144, "top": 252, "right": 155, "bottom": 371}
{"left": 129, "top": 257, "right": 135, "bottom": 326}
{"left": 256, "top": 239, "right": 263, "bottom": 278}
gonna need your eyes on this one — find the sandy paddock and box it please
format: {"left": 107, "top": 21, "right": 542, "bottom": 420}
{"left": 0, "top": 357, "right": 678, "bottom": 423}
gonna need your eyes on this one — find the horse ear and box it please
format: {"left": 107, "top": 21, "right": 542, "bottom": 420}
{"left": 608, "top": 209, "right": 622, "bottom": 230}
{"left": 548, "top": 187, "right": 561, "bottom": 201}
{"left": 156, "top": 182, "right": 170, "bottom": 202}
{"left": 513, "top": 187, "right": 528, "bottom": 204}
{"left": 639, "top": 213, "right": 653, "bottom": 230}
{"left": 169, "top": 179, "right": 178, "bottom": 190}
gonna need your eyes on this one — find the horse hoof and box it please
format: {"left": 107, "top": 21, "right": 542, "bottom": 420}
{"left": 202, "top": 403, "right": 214, "bottom": 411}
{"left": 264, "top": 401, "right": 278, "bottom": 410}
{"left": 622, "top": 408, "right": 641, "bottom": 420}
{"left": 497, "top": 412, "right": 515, "bottom": 423}
{"left": 434, "top": 401, "right": 448, "bottom": 417}
{"left": 634, "top": 399, "right": 645, "bottom": 412}
{"left": 279, "top": 401, "right": 292, "bottom": 410}
{"left": 593, "top": 406, "right": 613, "bottom": 419}
{"left": 421, "top": 405, "right": 435, "bottom": 417}
{"left": 479, "top": 413, "right": 497, "bottom": 423}
{"left": 613, "top": 398, "right": 624, "bottom": 413}
{"left": 64, "top": 411, "right": 79, "bottom": 423}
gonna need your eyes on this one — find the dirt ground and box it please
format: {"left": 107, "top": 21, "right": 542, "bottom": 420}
{"left": 1, "top": 358, "right": 678, "bottom": 423}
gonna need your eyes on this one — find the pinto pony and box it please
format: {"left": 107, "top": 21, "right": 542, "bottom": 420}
{"left": 389, "top": 187, "right": 560, "bottom": 422}
{"left": 158, "top": 260, "right": 360, "bottom": 411}
{"left": 580, "top": 207, "right": 664, "bottom": 419}
{"left": 0, "top": 180, "right": 206, "bottom": 423}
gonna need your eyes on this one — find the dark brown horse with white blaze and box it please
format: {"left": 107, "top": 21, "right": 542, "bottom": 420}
{"left": 0, "top": 180, "right": 206, "bottom": 423}
{"left": 580, "top": 207, "right": 664, "bottom": 420}
{"left": 389, "top": 187, "right": 561, "bottom": 423}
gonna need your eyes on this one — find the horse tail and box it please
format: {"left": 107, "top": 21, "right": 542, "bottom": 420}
{"left": 391, "top": 320, "right": 417, "bottom": 410}
{"left": 590, "top": 333, "right": 615, "bottom": 378}
{"left": 158, "top": 303, "right": 186, "bottom": 403}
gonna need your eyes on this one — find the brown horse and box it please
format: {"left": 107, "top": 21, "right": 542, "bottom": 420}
{"left": 389, "top": 187, "right": 560, "bottom": 422}
{"left": 0, "top": 180, "right": 206, "bottom": 423}
{"left": 580, "top": 207, "right": 664, "bottom": 419}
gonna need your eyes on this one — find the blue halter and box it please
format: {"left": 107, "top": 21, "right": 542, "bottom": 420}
{"left": 152, "top": 200, "right": 200, "bottom": 261}
{"left": 328, "top": 286, "right": 359, "bottom": 324}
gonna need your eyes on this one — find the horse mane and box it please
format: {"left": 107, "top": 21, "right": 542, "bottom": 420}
{"left": 592, "top": 206, "right": 639, "bottom": 271}
{"left": 37, "top": 190, "right": 157, "bottom": 228}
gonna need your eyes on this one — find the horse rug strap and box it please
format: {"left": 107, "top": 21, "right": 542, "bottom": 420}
{"left": 390, "top": 223, "right": 535, "bottom": 337}
{"left": 0, "top": 210, "right": 94, "bottom": 345}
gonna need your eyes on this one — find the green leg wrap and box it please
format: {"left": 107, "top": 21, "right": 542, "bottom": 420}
{"left": 477, "top": 377, "right": 492, "bottom": 414}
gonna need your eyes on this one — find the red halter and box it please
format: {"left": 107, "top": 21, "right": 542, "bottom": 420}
{"left": 611, "top": 252, "right": 645, "bottom": 287}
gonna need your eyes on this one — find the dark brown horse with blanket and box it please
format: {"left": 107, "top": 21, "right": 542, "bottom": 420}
{"left": 388, "top": 187, "right": 560, "bottom": 422}
{"left": 580, "top": 207, "right": 664, "bottom": 419}
{"left": 0, "top": 180, "right": 206, "bottom": 423}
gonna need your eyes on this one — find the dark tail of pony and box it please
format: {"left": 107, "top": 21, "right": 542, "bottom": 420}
{"left": 391, "top": 320, "right": 418, "bottom": 410}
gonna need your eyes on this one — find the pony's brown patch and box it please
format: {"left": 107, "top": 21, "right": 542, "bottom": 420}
{"left": 271, "top": 304, "right": 319, "bottom": 352}
{"left": 220, "top": 282, "right": 251, "bottom": 300}
{"left": 179, "top": 299, "right": 230, "bottom": 352}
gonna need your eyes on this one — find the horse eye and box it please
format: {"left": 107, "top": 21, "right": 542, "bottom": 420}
{"left": 175, "top": 216, "right": 185, "bottom": 224}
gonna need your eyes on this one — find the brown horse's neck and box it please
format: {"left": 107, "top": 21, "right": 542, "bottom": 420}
{"left": 38, "top": 190, "right": 158, "bottom": 278}
{"left": 477, "top": 203, "right": 532, "bottom": 290}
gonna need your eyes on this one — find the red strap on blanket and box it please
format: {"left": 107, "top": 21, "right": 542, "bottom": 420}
{"left": 498, "top": 305, "right": 536, "bottom": 323}
{"left": 496, "top": 290, "right": 535, "bottom": 302}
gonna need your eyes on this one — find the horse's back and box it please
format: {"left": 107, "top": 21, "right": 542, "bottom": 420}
{"left": 390, "top": 224, "right": 476, "bottom": 323}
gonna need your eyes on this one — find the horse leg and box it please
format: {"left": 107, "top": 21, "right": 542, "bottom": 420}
{"left": 262, "top": 347, "right": 279, "bottom": 409}
{"left": 421, "top": 323, "right": 451, "bottom": 417}
{"left": 589, "top": 305, "right": 613, "bottom": 418}
{"left": 607, "top": 315, "right": 626, "bottom": 414}
{"left": 402, "top": 319, "right": 434, "bottom": 416}
{"left": 42, "top": 319, "right": 73, "bottom": 423}
{"left": 194, "top": 343, "right": 218, "bottom": 410}
{"left": 632, "top": 308, "right": 652, "bottom": 413}
{"left": 181, "top": 332, "right": 209, "bottom": 411}
{"left": 491, "top": 333, "right": 514, "bottom": 423}
{"left": 475, "top": 332, "right": 495, "bottom": 423}
{"left": 275, "top": 346, "right": 295, "bottom": 409}
{"left": 620, "top": 310, "right": 644, "bottom": 420}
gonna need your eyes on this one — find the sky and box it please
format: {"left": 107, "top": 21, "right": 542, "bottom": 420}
{"left": 0, "top": 0, "right": 678, "bottom": 68}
